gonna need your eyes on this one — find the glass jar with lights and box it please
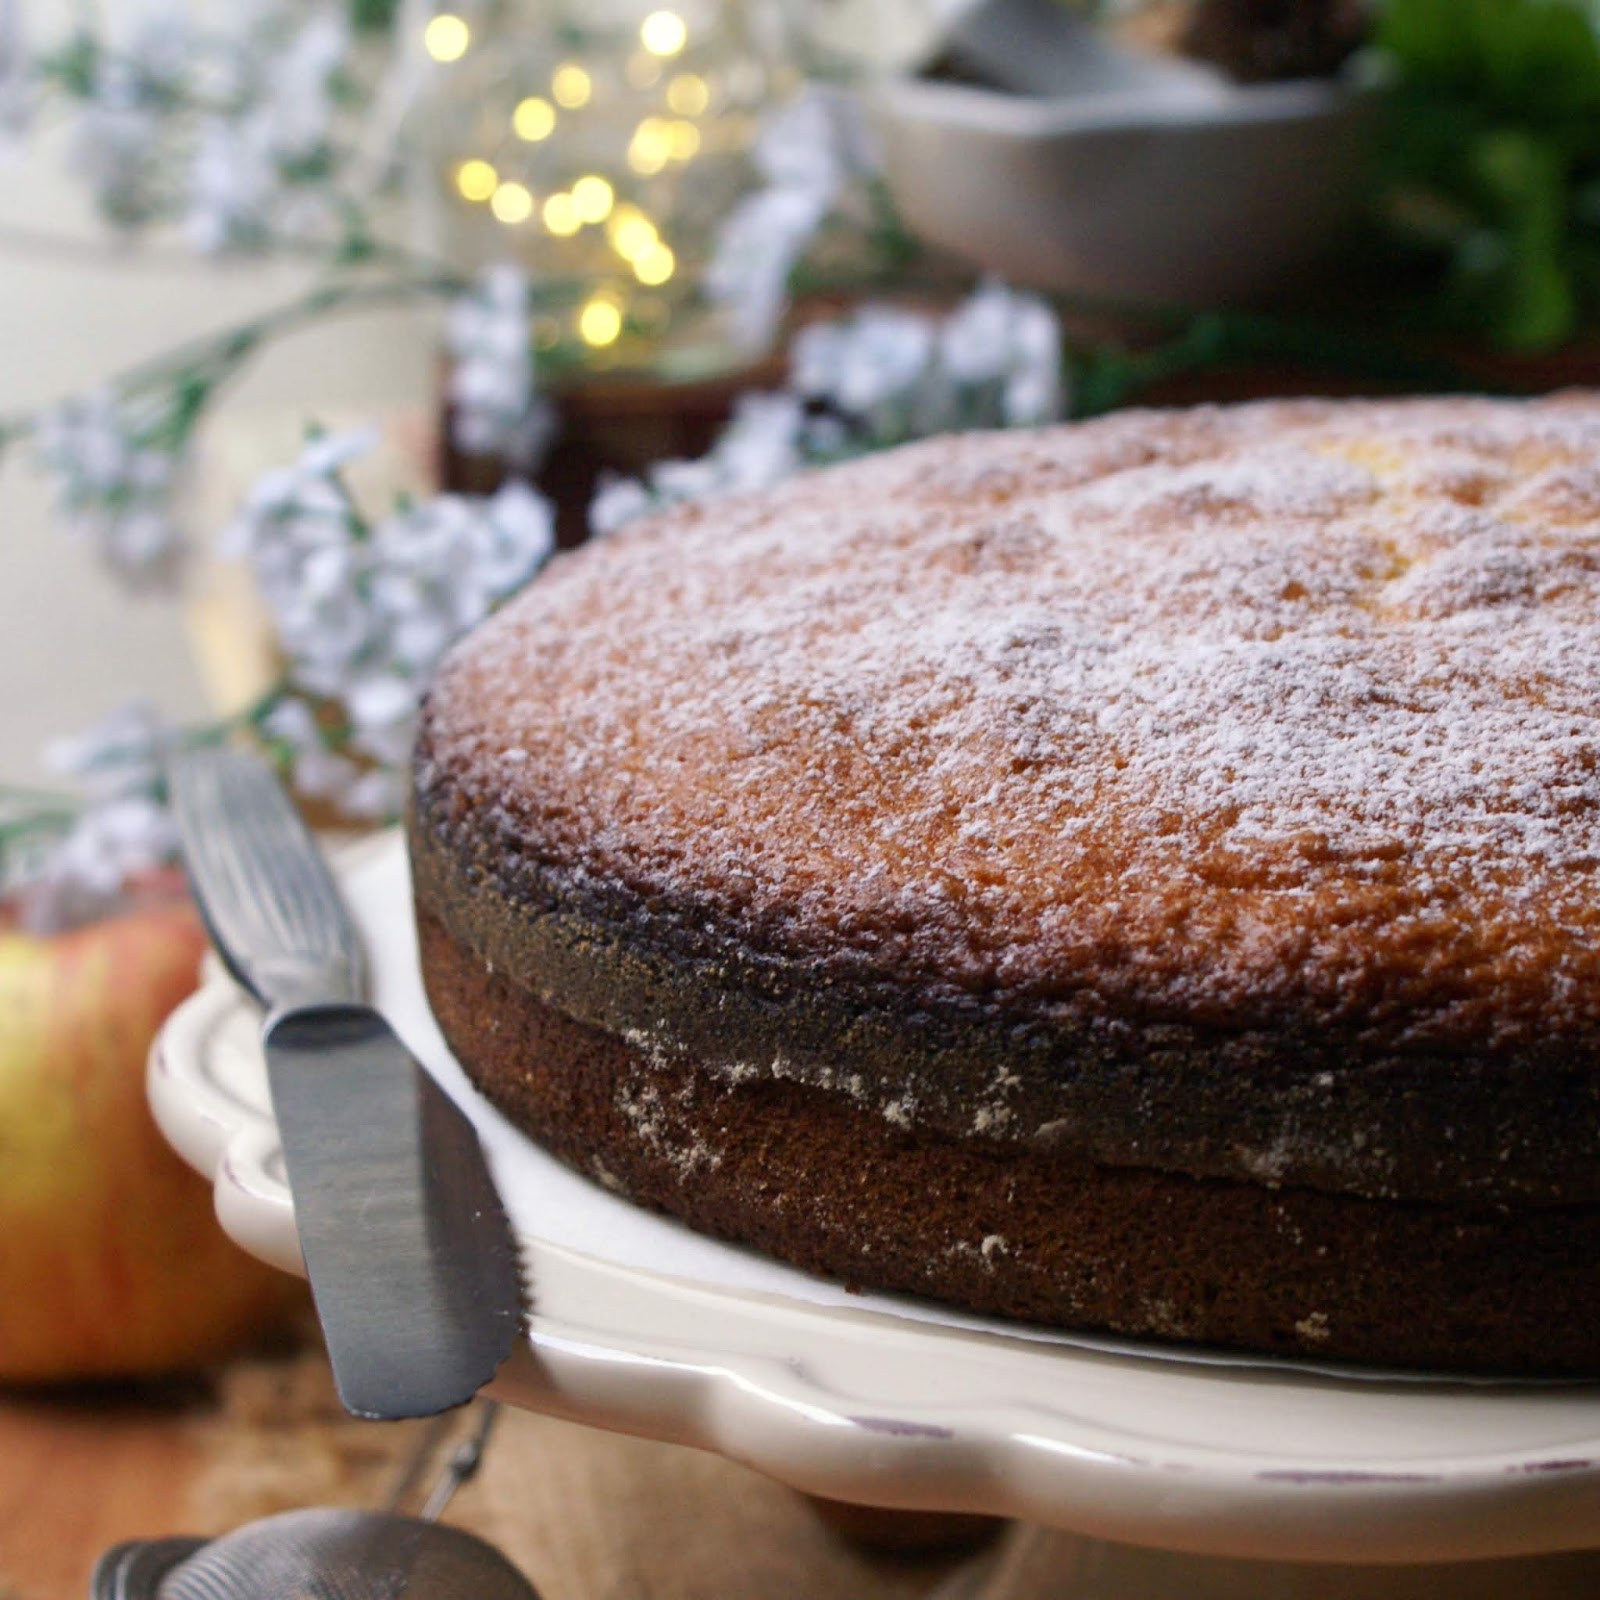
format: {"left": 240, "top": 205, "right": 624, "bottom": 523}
{"left": 404, "top": 0, "right": 799, "bottom": 383}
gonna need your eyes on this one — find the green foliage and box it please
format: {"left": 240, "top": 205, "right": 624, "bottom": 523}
{"left": 1373, "top": 0, "right": 1600, "bottom": 347}
{"left": 34, "top": 32, "right": 99, "bottom": 98}
{"left": 348, "top": 0, "right": 403, "bottom": 33}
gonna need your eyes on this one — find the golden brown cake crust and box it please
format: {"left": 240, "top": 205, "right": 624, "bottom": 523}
{"left": 415, "top": 395, "right": 1600, "bottom": 1216}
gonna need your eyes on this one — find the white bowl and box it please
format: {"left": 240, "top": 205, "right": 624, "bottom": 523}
{"left": 868, "top": 70, "right": 1373, "bottom": 306}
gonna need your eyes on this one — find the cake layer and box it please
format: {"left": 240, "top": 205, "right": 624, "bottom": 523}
{"left": 417, "top": 905, "right": 1600, "bottom": 1376}
{"left": 410, "top": 804, "right": 1598, "bottom": 1207}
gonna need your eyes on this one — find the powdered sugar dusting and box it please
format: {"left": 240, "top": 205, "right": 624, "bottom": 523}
{"left": 424, "top": 396, "right": 1600, "bottom": 1042}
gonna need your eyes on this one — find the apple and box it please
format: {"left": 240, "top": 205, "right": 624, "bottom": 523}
{"left": 0, "top": 885, "right": 303, "bottom": 1381}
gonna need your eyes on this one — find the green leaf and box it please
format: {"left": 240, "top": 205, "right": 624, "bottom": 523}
{"left": 1377, "top": 0, "right": 1600, "bottom": 118}
{"left": 1470, "top": 128, "right": 1577, "bottom": 345}
{"left": 349, "top": 0, "right": 402, "bottom": 33}
{"left": 1375, "top": 0, "right": 1473, "bottom": 81}
{"left": 35, "top": 31, "right": 100, "bottom": 97}
{"left": 1368, "top": 0, "right": 1600, "bottom": 343}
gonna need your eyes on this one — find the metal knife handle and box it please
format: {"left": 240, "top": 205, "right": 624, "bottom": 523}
{"left": 167, "top": 744, "right": 367, "bottom": 1013}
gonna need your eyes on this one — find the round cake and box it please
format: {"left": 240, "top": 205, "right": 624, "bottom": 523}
{"left": 410, "top": 394, "right": 1600, "bottom": 1376}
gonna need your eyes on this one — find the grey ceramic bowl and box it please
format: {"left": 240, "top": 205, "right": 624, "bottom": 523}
{"left": 866, "top": 12, "right": 1373, "bottom": 307}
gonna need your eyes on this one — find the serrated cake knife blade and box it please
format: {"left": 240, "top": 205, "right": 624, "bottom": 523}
{"left": 168, "top": 744, "right": 523, "bottom": 1420}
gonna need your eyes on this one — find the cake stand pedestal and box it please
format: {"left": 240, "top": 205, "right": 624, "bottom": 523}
{"left": 149, "top": 833, "right": 1600, "bottom": 1600}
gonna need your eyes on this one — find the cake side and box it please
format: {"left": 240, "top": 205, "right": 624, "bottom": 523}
{"left": 409, "top": 789, "right": 1599, "bottom": 1206}
{"left": 413, "top": 394, "right": 1600, "bottom": 1207}
{"left": 416, "top": 902, "right": 1600, "bottom": 1376}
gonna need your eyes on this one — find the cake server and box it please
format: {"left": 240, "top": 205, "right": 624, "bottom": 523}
{"left": 168, "top": 744, "right": 523, "bottom": 1420}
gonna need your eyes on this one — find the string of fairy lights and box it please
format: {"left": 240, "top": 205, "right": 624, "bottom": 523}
{"left": 426, "top": 6, "right": 740, "bottom": 356}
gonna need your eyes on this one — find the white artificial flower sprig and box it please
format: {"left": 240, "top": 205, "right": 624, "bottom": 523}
{"left": 446, "top": 263, "right": 555, "bottom": 467}
{"left": 706, "top": 87, "right": 886, "bottom": 356}
{"left": 184, "top": 7, "right": 353, "bottom": 255}
{"left": 939, "top": 277, "right": 1067, "bottom": 427}
{"left": 591, "top": 386, "right": 814, "bottom": 534}
{"left": 7, "top": 14, "right": 917, "bottom": 590}
{"left": 40, "top": 1, "right": 366, "bottom": 254}
{"left": 33, "top": 387, "right": 192, "bottom": 586}
{"left": 793, "top": 281, "right": 1064, "bottom": 436}
{"left": 3, "top": 701, "right": 180, "bottom": 933}
{"left": 63, "top": 2, "right": 194, "bottom": 229}
{"left": 227, "top": 425, "right": 555, "bottom": 818}
{"left": 591, "top": 279, "right": 1067, "bottom": 535}
{"left": 5, "top": 260, "right": 488, "bottom": 591}
{"left": 2, "top": 425, "right": 557, "bottom": 926}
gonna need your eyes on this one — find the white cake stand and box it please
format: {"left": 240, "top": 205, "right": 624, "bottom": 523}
{"left": 148, "top": 833, "right": 1600, "bottom": 1599}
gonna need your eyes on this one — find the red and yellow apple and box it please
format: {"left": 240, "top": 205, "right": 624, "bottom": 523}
{"left": 0, "top": 886, "right": 303, "bottom": 1381}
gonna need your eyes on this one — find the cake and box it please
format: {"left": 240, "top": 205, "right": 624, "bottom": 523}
{"left": 410, "top": 394, "right": 1600, "bottom": 1376}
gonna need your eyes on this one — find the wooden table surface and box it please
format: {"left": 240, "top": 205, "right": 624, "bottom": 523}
{"left": 0, "top": 1342, "right": 983, "bottom": 1600}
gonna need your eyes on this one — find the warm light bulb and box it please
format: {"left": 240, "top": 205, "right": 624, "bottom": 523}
{"left": 455, "top": 159, "right": 498, "bottom": 201}
{"left": 551, "top": 63, "right": 592, "bottom": 108}
{"left": 628, "top": 117, "right": 671, "bottom": 175}
{"left": 571, "top": 175, "right": 615, "bottom": 223}
{"left": 542, "top": 192, "right": 580, "bottom": 235}
{"left": 424, "top": 13, "right": 470, "bottom": 62}
{"left": 640, "top": 10, "right": 687, "bottom": 56}
{"left": 633, "top": 242, "right": 675, "bottom": 285}
{"left": 513, "top": 96, "right": 556, "bottom": 141}
{"left": 666, "top": 73, "right": 709, "bottom": 115}
{"left": 667, "top": 119, "right": 700, "bottom": 160}
{"left": 579, "top": 297, "right": 623, "bottom": 346}
{"left": 490, "top": 181, "right": 534, "bottom": 224}
{"left": 607, "top": 207, "right": 658, "bottom": 260}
